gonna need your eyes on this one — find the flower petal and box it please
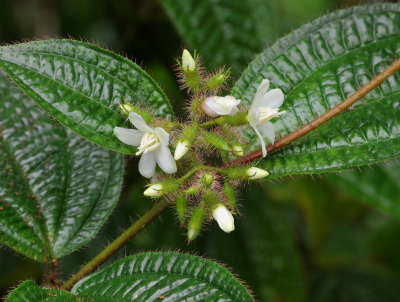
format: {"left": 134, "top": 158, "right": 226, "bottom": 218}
{"left": 252, "top": 126, "right": 267, "bottom": 157}
{"left": 154, "top": 127, "right": 170, "bottom": 147}
{"left": 202, "top": 96, "right": 239, "bottom": 117}
{"left": 258, "top": 121, "right": 276, "bottom": 143}
{"left": 259, "top": 88, "right": 284, "bottom": 109}
{"left": 113, "top": 127, "right": 143, "bottom": 146}
{"left": 129, "top": 112, "right": 153, "bottom": 132}
{"left": 155, "top": 146, "right": 177, "bottom": 174}
{"left": 138, "top": 151, "right": 157, "bottom": 178}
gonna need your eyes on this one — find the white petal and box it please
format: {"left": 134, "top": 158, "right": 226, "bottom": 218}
{"left": 259, "top": 88, "right": 284, "bottom": 109}
{"left": 212, "top": 205, "right": 235, "bottom": 233}
{"left": 202, "top": 96, "right": 240, "bottom": 117}
{"left": 250, "top": 79, "right": 270, "bottom": 111}
{"left": 138, "top": 152, "right": 157, "bottom": 178}
{"left": 113, "top": 127, "right": 143, "bottom": 146}
{"left": 129, "top": 112, "right": 153, "bottom": 132}
{"left": 247, "top": 107, "right": 260, "bottom": 127}
{"left": 253, "top": 126, "right": 267, "bottom": 157}
{"left": 154, "top": 127, "right": 170, "bottom": 147}
{"left": 258, "top": 121, "right": 276, "bottom": 143}
{"left": 155, "top": 146, "right": 177, "bottom": 174}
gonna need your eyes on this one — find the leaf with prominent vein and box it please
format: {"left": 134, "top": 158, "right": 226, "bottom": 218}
{"left": 0, "top": 39, "right": 173, "bottom": 154}
{"left": 0, "top": 73, "right": 124, "bottom": 262}
{"left": 232, "top": 3, "right": 400, "bottom": 178}
{"left": 72, "top": 252, "right": 253, "bottom": 302}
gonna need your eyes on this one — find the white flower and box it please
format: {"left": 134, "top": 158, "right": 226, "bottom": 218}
{"left": 182, "top": 49, "right": 196, "bottom": 72}
{"left": 247, "top": 79, "right": 286, "bottom": 157}
{"left": 212, "top": 204, "right": 235, "bottom": 233}
{"left": 114, "top": 112, "right": 177, "bottom": 178}
{"left": 246, "top": 167, "right": 269, "bottom": 180}
{"left": 174, "top": 140, "right": 190, "bottom": 160}
{"left": 143, "top": 183, "right": 163, "bottom": 197}
{"left": 202, "top": 95, "right": 240, "bottom": 117}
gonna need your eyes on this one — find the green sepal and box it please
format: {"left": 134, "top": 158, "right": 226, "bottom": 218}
{"left": 202, "top": 130, "right": 231, "bottom": 151}
{"left": 175, "top": 194, "right": 188, "bottom": 225}
{"left": 187, "top": 206, "right": 206, "bottom": 241}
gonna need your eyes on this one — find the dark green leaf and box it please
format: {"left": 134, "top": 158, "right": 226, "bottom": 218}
{"left": 232, "top": 3, "right": 400, "bottom": 178}
{"left": 0, "top": 39, "right": 173, "bottom": 154}
{"left": 160, "top": 0, "right": 277, "bottom": 74}
{"left": 331, "top": 161, "right": 400, "bottom": 221}
{"left": 0, "top": 73, "right": 124, "bottom": 262}
{"left": 72, "top": 251, "right": 253, "bottom": 302}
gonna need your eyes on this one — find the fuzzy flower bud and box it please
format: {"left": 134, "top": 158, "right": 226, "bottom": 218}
{"left": 119, "top": 103, "right": 135, "bottom": 115}
{"left": 174, "top": 140, "right": 190, "bottom": 160}
{"left": 212, "top": 204, "right": 235, "bottom": 233}
{"left": 187, "top": 206, "right": 206, "bottom": 241}
{"left": 232, "top": 145, "right": 243, "bottom": 157}
{"left": 202, "top": 96, "right": 240, "bottom": 117}
{"left": 182, "top": 49, "right": 196, "bottom": 72}
{"left": 175, "top": 194, "right": 187, "bottom": 225}
{"left": 200, "top": 172, "right": 214, "bottom": 187}
{"left": 143, "top": 183, "right": 163, "bottom": 197}
{"left": 246, "top": 167, "right": 269, "bottom": 180}
{"left": 203, "top": 131, "right": 231, "bottom": 151}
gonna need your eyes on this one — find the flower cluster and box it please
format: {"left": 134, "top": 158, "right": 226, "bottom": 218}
{"left": 113, "top": 49, "right": 286, "bottom": 241}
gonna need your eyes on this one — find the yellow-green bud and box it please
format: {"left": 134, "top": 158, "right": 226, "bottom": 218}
{"left": 182, "top": 49, "right": 196, "bottom": 72}
{"left": 187, "top": 206, "right": 205, "bottom": 241}
{"left": 183, "top": 186, "right": 200, "bottom": 195}
{"left": 200, "top": 173, "right": 214, "bottom": 187}
{"left": 119, "top": 103, "right": 135, "bottom": 115}
{"left": 246, "top": 167, "right": 269, "bottom": 180}
{"left": 203, "top": 131, "right": 231, "bottom": 151}
{"left": 232, "top": 145, "right": 243, "bottom": 157}
{"left": 174, "top": 141, "right": 190, "bottom": 160}
{"left": 143, "top": 179, "right": 180, "bottom": 198}
{"left": 143, "top": 183, "right": 163, "bottom": 197}
{"left": 175, "top": 194, "right": 187, "bottom": 225}
{"left": 204, "top": 71, "right": 229, "bottom": 91}
{"left": 226, "top": 166, "right": 269, "bottom": 180}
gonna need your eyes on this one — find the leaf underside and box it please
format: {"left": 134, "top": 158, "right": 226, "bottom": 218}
{"left": 0, "top": 39, "right": 173, "bottom": 154}
{"left": 0, "top": 73, "right": 124, "bottom": 262}
{"left": 232, "top": 3, "right": 400, "bottom": 178}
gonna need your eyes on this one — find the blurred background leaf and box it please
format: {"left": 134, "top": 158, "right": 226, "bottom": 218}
{"left": 1, "top": 0, "right": 400, "bottom": 301}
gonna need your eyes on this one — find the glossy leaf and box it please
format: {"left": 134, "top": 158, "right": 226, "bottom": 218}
{"left": 331, "top": 161, "right": 400, "bottom": 221}
{"left": 0, "top": 39, "right": 173, "bottom": 154}
{"left": 160, "top": 0, "right": 277, "bottom": 74}
{"left": 232, "top": 3, "right": 400, "bottom": 178}
{"left": 0, "top": 73, "right": 124, "bottom": 262}
{"left": 72, "top": 251, "right": 253, "bottom": 302}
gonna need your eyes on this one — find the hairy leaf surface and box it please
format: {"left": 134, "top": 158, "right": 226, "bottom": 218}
{"left": 160, "top": 0, "right": 277, "bottom": 74}
{"left": 0, "top": 39, "right": 173, "bottom": 154}
{"left": 232, "top": 3, "right": 400, "bottom": 178}
{"left": 0, "top": 74, "right": 124, "bottom": 262}
{"left": 72, "top": 252, "right": 253, "bottom": 302}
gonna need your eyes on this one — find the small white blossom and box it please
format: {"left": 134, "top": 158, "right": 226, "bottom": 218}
{"left": 114, "top": 112, "right": 177, "bottom": 178}
{"left": 182, "top": 49, "right": 196, "bottom": 72}
{"left": 174, "top": 140, "right": 190, "bottom": 160}
{"left": 144, "top": 183, "right": 163, "bottom": 197}
{"left": 202, "top": 95, "right": 240, "bottom": 117}
{"left": 246, "top": 167, "right": 269, "bottom": 180}
{"left": 212, "top": 204, "right": 235, "bottom": 233}
{"left": 247, "top": 79, "right": 286, "bottom": 157}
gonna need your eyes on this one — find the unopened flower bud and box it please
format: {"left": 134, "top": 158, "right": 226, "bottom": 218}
{"left": 232, "top": 145, "right": 243, "bottom": 157}
{"left": 187, "top": 206, "right": 205, "bottom": 241}
{"left": 174, "top": 141, "right": 190, "bottom": 160}
{"left": 212, "top": 204, "right": 235, "bottom": 233}
{"left": 204, "top": 70, "right": 229, "bottom": 91}
{"left": 202, "top": 96, "right": 240, "bottom": 117}
{"left": 183, "top": 186, "right": 200, "bottom": 195}
{"left": 182, "top": 49, "right": 196, "bottom": 72}
{"left": 200, "top": 173, "right": 214, "bottom": 186}
{"left": 119, "top": 103, "right": 135, "bottom": 115}
{"left": 246, "top": 167, "right": 269, "bottom": 180}
{"left": 144, "top": 183, "right": 163, "bottom": 197}
{"left": 175, "top": 194, "right": 187, "bottom": 225}
{"left": 203, "top": 131, "right": 231, "bottom": 151}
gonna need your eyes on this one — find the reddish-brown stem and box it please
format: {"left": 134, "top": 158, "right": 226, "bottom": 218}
{"left": 225, "top": 57, "right": 400, "bottom": 167}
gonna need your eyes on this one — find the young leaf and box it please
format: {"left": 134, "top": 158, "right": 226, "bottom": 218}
{"left": 72, "top": 251, "right": 254, "bottom": 302}
{"left": 160, "top": 0, "right": 277, "bottom": 74}
{"left": 0, "top": 73, "right": 124, "bottom": 262}
{"left": 232, "top": 3, "right": 400, "bottom": 178}
{"left": 0, "top": 39, "right": 173, "bottom": 154}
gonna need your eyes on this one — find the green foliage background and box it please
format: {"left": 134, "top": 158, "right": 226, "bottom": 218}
{"left": 1, "top": 0, "right": 400, "bottom": 301}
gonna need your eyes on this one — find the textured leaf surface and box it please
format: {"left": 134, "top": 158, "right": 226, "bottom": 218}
{"left": 160, "top": 0, "right": 277, "bottom": 74}
{"left": 331, "top": 161, "right": 400, "bottom": 221}
{"left": 0, "top": 73, "right": 124, "bottom": 262}
{"left": 0, "top": 39, "right": 173, "bottom": 154}
{"left": 72, "top": 252, "right": 253, "bottom": 302}
{"left": 232, "top": 3, "right": 400, "bottom": 178}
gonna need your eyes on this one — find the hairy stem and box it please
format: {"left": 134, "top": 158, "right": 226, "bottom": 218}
{"left": 61, "top": 199, "right": 169, "bottom": 290}
{"left": 226, "top": 57, "right": 400, "bottom": 167}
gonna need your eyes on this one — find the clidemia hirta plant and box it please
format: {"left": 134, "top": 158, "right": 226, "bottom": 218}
{"left": 1, "top": 3, "right": 400, "bottom": 301}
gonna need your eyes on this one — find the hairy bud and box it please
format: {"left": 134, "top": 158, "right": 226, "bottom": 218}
{"left": 231, "top": 145, "right": 243, "bottom": 157}
{"left": 143, "top": 179, "right": 180, "bottom": 198}
{"left": 227, "top": 166, "right": 269, "bottom": 180}
{"left": 182, "top": 49, "right": 196, "bottom": 72}
{"left": 187, "top": 206, "right": 206, "bottom": 241}
{"left": 212, "top": 204, "right": 235, "bottom": 233}
{"left": 202, "top": 131, "right": 231, "bottom": 151}
{"left": 175, "top": 194, "right": 187, "bottom": 225}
